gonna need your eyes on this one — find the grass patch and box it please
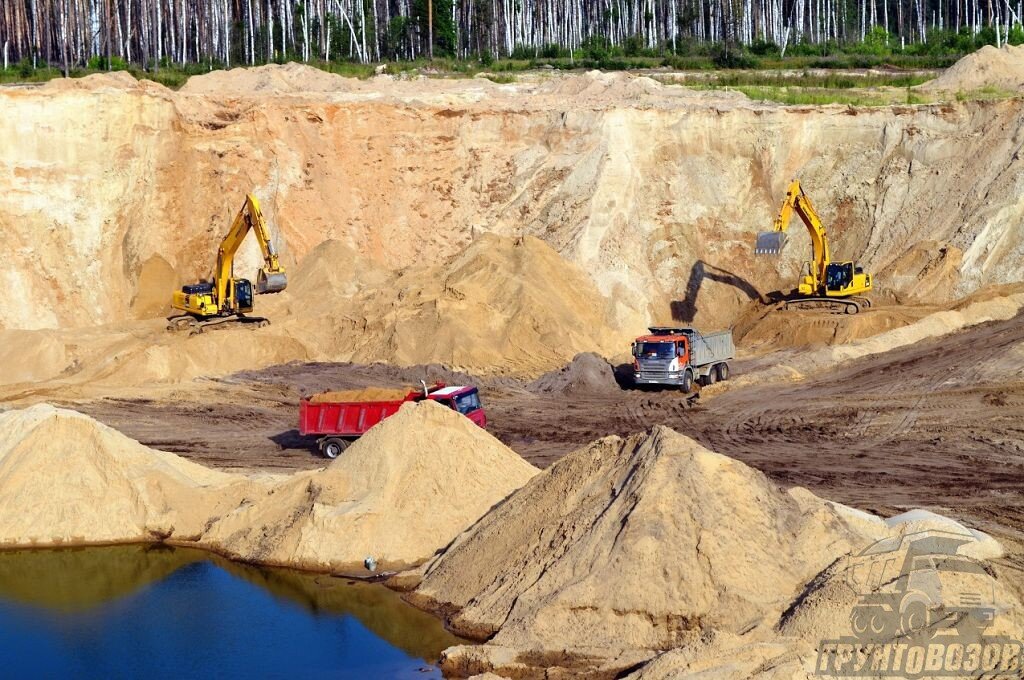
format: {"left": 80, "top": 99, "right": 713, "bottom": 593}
{"left": 482, "top": 73, "right": 516, "bottom": 84}
{"left": 726, "top": 85, "right": 891, "bottom": 106}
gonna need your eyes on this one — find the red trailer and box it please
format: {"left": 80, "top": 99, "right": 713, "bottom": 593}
{"left": 298, "top": 382, "right": 487, "bottom": 458}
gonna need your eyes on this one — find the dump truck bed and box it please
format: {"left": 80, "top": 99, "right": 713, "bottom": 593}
{"left": 685, "top": 329, "right": 735, "bottom": 367}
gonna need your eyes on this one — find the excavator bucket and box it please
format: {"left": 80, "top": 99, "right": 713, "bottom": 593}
{"left": 754, "top": 231, "right": 787, "bottom": 255}
{"left": 256, "top": 268, "right": 288, "bottom": 294}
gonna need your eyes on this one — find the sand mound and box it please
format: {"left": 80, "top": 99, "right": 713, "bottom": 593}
{"left": 526, "top": 352, "right": 618, "bottom": 394}
{"left": 399, "top": 426, "right": 1020, "bottom": 677}
{"left": 0, "top": 403, "right": 537, "bottom": 573}
{"left": 179, "top": 63, "right": 352, "bottom": 95}
{"left": 40, "top": 71, "right": 141, "bottom": 92}
{"left": 308, "top": 386, "right": 413, "bottom": 403}
{"left": 201, "top": 401, "right": 539, "bottom": 570}
{"left": 313, "top": 234, "right": 629, "bottom": 376}
{"left": 924, "top": 44, "right": 1024, "bottom": 91}
{"left": 403, "top": 426, "right": 886, "bottom": 675}
{"left": 0, "top": 404, "right": 246, "bottom": 546}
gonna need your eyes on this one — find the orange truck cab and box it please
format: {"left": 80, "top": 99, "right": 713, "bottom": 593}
{"left": 632, "top": 326, "right": 735, "bottom": 392}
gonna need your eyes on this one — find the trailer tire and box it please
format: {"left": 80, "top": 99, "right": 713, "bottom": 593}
{"left": 680, "top": 369, "right": 693, "bottom": 393}
{"left": 320, "top": 437, "right": 350, "bottom": 459}
{"left": 718, "top": 363, "right": 730, "bottom": 381}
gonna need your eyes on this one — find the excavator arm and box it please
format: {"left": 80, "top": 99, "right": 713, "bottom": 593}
{"left": 213, "top": 194, "right": 288, "bottom": 309}
{"left": 755, "top": 180, "right": 831, "bottom": 290}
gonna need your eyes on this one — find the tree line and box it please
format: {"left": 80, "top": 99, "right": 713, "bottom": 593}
{"left": 1, "top": 0, "right": 1020, "bottom": 71}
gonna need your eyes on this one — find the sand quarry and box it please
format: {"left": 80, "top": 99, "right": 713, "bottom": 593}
{"left": 2, "top": 46, "right": 1024, "bottom": 677}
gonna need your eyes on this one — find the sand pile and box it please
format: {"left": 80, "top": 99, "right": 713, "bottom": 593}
{"left": 398, "top": 426, "right": 1021, "bottom": 678}
{"left": 0, "top": 404, "right": 248, "bottom": 546}
{"left": 0, "top": 402, "right": 537, "bottom": 573}
{"left": 401, "top": 426, "right": 886, "bottom": 676}
{"left": 308, "top": 386, "right": 413, "bottom": 403}
{"left": 200, "top": 401, "right": 538, "bottom": 570}
{"left": 526, "top": 352, "right": 619, "bottom": 394}
{"left": 310, "top": 234, "right": 629, "bottom": 376}
{"left": 40, "top": 70, "right": 144, "bottom": 92}
{"left": 923, "top": 44, "right": 1024, "bottom": 91}
{"left": 179, "top": 62, "right": 352, "bottom": 95}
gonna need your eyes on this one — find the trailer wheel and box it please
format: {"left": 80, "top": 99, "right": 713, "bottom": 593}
{"left": 718, "top": 363, "right": 730, "bottom": 381}
{"left": 680, "top": 369, "right": 693, "bottom": 393}
{"left": 320, "top": 438, "right": 349, "bottom": 459}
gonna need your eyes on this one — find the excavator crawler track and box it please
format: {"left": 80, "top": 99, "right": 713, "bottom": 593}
{"left": 167, "top": 314, "right": 270, "bottom": 335}
{"left": 782, "top": 297, "right": 865, "bottom": 315}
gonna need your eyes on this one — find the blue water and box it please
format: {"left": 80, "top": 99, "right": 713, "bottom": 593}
{"left": 0, "top": 546, "right": 463, "bottom": 679}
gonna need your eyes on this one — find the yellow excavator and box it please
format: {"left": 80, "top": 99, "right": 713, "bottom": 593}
{"left": 755, "top": 180, "right": 873, "bottom": 314}
{"left": 167, "top": 193, "right": 288, "bottom": 333}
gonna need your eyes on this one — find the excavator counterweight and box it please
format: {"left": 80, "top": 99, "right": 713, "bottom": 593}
{"left": 755, "top": 180, "right": 873, "bottom": 314}
{"left": 168, "top": 193, "right": 287, "bottom": 334}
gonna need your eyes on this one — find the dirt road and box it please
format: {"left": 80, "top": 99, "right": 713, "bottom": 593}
{"left": 74, "top": 312, "right": 1024, "bottom": 543}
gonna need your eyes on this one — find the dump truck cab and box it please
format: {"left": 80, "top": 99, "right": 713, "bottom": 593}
{"left": 415, "top": 385, "right": 486, "bottom": 427}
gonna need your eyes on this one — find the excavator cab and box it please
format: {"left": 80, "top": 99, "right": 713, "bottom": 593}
{"left": 234, "top": 279, "right": 254, "bottom": 313}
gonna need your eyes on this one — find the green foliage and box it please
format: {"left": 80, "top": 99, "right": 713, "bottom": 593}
{"left": 480, "top": 50, "right": 494, "bottom": 66}
{"left": 1009, "top": 23, "right": 1024, "bottom": 45}
{"left": 86, "top": 55, "right": 129, "bottom": 71}
{"left": 847, "top": 26, "right": 892, "bottom": 56}
{"left": 18, "top": 57, "right": 33, "bottom": 78}
{"left": 748, "top": 40, "right": 780, "bottom": 57}
{"left": 412, "top": 0, "right": 456, "bottom": 57}
{"left": 386, "top": 16, "right": 410, "bottom": 59}
{"left": 712, "top": 45, "right": 756, "bottom": 68}
{"left": 623, "top": 34, "right": 644, "bottom": 57}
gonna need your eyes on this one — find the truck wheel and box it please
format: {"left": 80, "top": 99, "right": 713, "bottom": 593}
{"left": 320, "top": 438, "right": 349, "bottom": 459}
{"left": 680, "top": 370, "right": 693, "bottom": 393}
{"left": 718, "top": 363, "right": 730, "bottom": 381}
{"left": 705, "top": 367, "right": 717, "bottom": 386}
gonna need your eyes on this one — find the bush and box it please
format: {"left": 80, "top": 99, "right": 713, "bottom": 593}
{"left": 87, "top": 55, "right": 129, "bottom": 71}
{"left": 712, "top": 45, "right": 757, "bottom": 68}
{"left": 749, "top": 39, "right": 780, "bottom": 57}
{"left": 847, "top": 26, "right": 892, "bottom": 56}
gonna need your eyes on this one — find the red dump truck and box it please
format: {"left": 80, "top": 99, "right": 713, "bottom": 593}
{"left": 298, "top": 382, "right": 487, "bottom": 458}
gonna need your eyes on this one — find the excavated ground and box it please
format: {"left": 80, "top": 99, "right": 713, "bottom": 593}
{"left": 72, "top": 309, "right": 1024, "bottom": 548}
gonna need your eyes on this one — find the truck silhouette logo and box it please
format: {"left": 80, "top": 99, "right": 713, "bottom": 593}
{"left": 816, "top": 527, "right": 1022, "bottom": 677}
{"left": 846, "top": 529, "right": 997, "bottom": 642}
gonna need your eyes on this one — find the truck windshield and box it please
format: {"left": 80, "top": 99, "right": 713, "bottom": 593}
{"left": 454, "top": 390, "right": 482, "bottom": 414}
{"left": 636, "top": 342, "right": 676, "bottom": 358}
